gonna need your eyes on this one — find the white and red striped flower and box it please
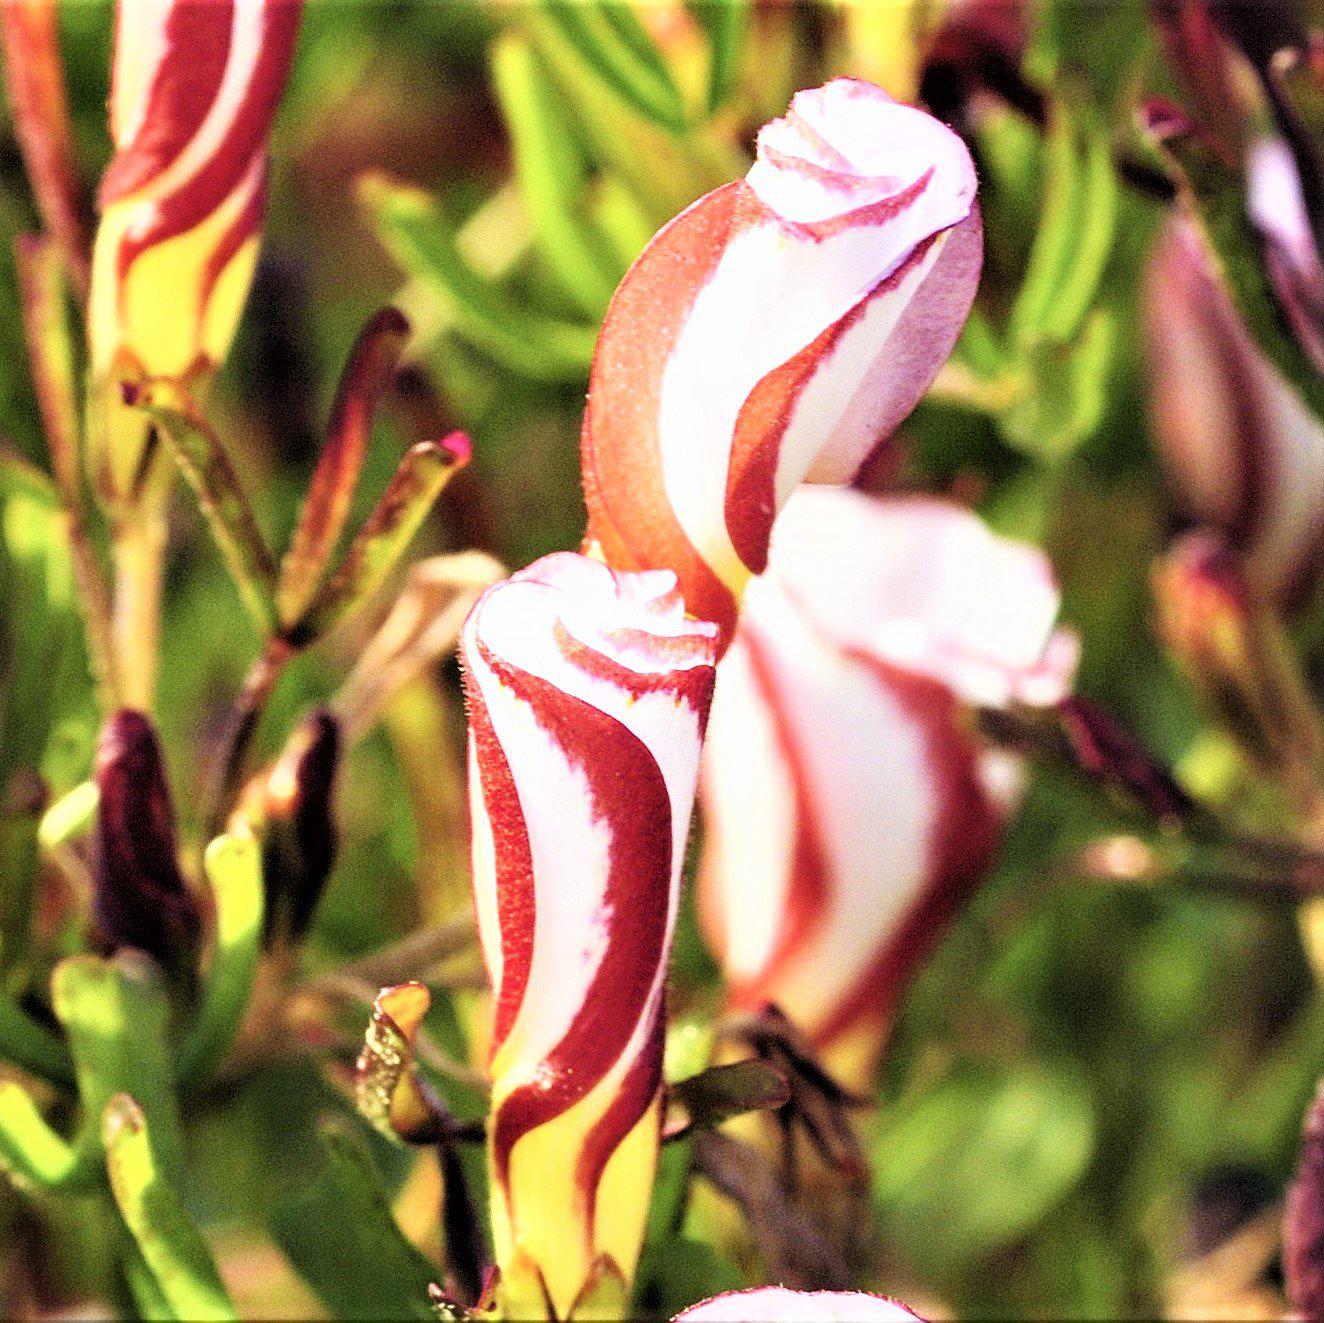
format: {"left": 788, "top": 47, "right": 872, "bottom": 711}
{"left": 88, "top": 0, "right": 302, "bottom": 499}
{"left": 1145, "top": 218, "right": 1324, "bottom": 607}
{"left": 581, "top": 78, "right": 981, "bottom": 648}
{"left": 460, "top": 553, "right": 717, "bottom": 1319}
{"left": 675, "top": 1287, "right": 925, "bottom": 1321}
{"left": 699, "top": 488, "right": 1076, "bottom": 1081}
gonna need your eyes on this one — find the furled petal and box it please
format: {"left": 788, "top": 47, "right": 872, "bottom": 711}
{"left": 582, "top": 78, "right": 981, "bottom": 648}
{"left": 460, "top": 553, "right": 716, "bottom": 1319}
{"left": 1145, "top": 217, "right": 1324, "bottom": 605}
{"left": 699, "top": 489, "right": 1074, "bottom": 1080}
{"left": 675, "top": 1287, "right": 924, "bottom": 1321}
{"left": 88, "top": 0, "right": 302, "bottom": 502}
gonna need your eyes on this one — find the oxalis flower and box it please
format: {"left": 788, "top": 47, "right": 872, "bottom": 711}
{"left": 88, "top": 0, "right": 302, "bottom": 504}
{"left": 699, "top": 488, "right": 1077, "bottom": 1084}
{"left": 675, "top": 1287, "right": 924, "bottom": 1321}
{"left": 460, "top": 553, "right": 717, "bottom": 1319}
{"left": 581, "top": 77, "right": 981, "bottom": 648}
{"left": 1145, "top": 217, "right": 1324, "bottom": 608}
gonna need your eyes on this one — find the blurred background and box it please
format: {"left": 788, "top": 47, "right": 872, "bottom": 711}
{"left": 1, "top": 1, "right": 1322, "bottom": 1317}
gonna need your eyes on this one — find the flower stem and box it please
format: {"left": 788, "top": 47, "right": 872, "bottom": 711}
{"left": 110, "top": 511, "right": 166, "bottom": 712}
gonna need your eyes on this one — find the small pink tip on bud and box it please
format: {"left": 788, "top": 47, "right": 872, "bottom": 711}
{"left": 93, "top": 710, "right": 201, "bottom": 977}
{"left": 1153, "top": 531, "right": 1323, "bottom": 781}
{"left": 439, "top": 430, "right": 472, "bottom": 467}
{"left": 1137, "top": 96, "right": 1198, "bottom": 145}
{"left": 1286, "top": 1082, "right": 1324, "bottom": 1321}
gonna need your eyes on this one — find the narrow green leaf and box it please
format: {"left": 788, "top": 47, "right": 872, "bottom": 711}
{"left": 0, "top": 1081, "right": 83, "bottom": 1190}
{"left": 294, "top": 437, "right": 470, "bottom": 643}
{"left": 491, "top": 33, "right": 620, "bottom": 316}
{"left": 271, "top": 1123, "right": 438, "bottom": 1320}
{"left": 686, "top": 0, "right": 746, "bottom": 112}
{"left": 0, "top": 992, "right": 74, "bottom": 1087}
{"left": 51, "top": 951, "right": 185, "bottom": 1183}
{"left": 0, "top": 456, "right": 81, "bottom": 799}
{"left": 104, "top": 1094, "right": 237, "bottom": 1322}
{"left": 1001, "top": 307, "right": 1117, "bottom": 461}
{"left": 360, "top": 173, "right": 597, "bottom": 383}
{"left": 13, "top": 234, "right": 116, "bottom": 707}
{"left": 37, "top": 778, "right": 98, "bottom": 850}
{"left": 176, "top": 832, "right": 265, "bottom": 1091}
{"left": 526, "top": 0, "right": 687, "bottom": 133}
{"left": 1009, "top": 104, "right": 1081, "bottom": 345}
{"left": 126, "top": 381, "right": 279, "bottom": 635}
{"left": 1038, "top": 111, "right": 1118, "bottom": 343}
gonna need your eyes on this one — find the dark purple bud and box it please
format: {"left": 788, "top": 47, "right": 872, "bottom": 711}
{"left": 260, "top": 708, "right": 340, "bottom": 944}
{"left": 1286, "top": 1083, "right": 1324, "bottom": 1320}
{"left": 93, "top": 710, "right": 201, "bottom": 976}
{"left": 1056, "top": 696, "right": 1197, "bottom": 824}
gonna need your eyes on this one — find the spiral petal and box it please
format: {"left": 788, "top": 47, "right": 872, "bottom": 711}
{"left": 699, "top": 489, "right": 1075, "bottom": 1079}
{"left": 460, "top": 552, "right": 716, "bottom": 1318}
{"left": 582, "top": 78, "right": 981, "bottom": 648}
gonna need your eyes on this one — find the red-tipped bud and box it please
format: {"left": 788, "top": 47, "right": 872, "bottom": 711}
{"left": 93, "top": 710, "right": 201, "bottom": 976}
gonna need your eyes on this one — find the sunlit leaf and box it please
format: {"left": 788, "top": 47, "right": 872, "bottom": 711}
{"left": 360, "top": 173, "right": 598, "bottom": 383}
{"left": 176, "top": 831, "right": 265, "bottom": 1091}
{"left": 271, "top": 1122, "right": 439, "bottom": 1320}
{"left": 103, "top": 1094, "right": 237, "bottom": 1322}
{"left": 873, "top": 1063, "right": 1096, "bottom": 1271}
{"left": 524, "top": 0, "right": 687, "bottom": 133}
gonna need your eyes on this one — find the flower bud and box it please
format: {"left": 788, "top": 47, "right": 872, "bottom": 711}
{"left": 1285, "top": 1082, "right": 1324, "bottom": 1322}
{"left": 236, "top": 708, "right": 340, "bottom": 946}
{"left": 1153, "top": 531, "right": 1323, "bottom": 783}
{"left": 460, "top": 553, "right": 716, "bottom": 1319}
{"left": 87, "top": 0, "right": 302, "bottom": 504}
{"left": 675, "top": 1288, "right": 924, "bottom": 1321}
{"left": 93, "top": 709, "right": 201, "bottom": 977}
{"left": 1145, "top": 219, "right": 1324, "bottom": 606}
{"left": 582, "top": 78, "right": 981, "bottom": 648}
{"left": 699, "top": 489, "right": 1075, "bottom": 1082}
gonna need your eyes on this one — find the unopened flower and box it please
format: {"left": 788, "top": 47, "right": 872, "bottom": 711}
{"left": 675, "top": 1287, "right": 924, "bottom": 1321}
{"left": 87, "top": 0, "right": 302, "bottom": 504}
{"left": 699, "top": 488, "right": 1075, "bottom": 1081}
{"left": 1145, "top": 219, "right": 1324, "bottom": 605}
{"left": 233, "top": 708, "right": 340, "bottom": 946}
{"left": 582, "top": 78, "right": 981, "bottom": 647}
{"left": 1285, "top": 1082, "right": 1324, "bottom": 1322}
{"left": 93, "top": 709, "right": 201, "bottom": 978}
{"left": 460, "top": 553, "right": 717, "bottom": 1319}
{"left": 1153, "top": 531, "right": 1323, "bottom": 784}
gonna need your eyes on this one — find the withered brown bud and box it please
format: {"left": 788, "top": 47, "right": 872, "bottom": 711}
{"left": 1286, "top": 1082, "right": 1324, "bottom": 1321}
{"left": 93, "top": 710, "right": 202, "bottom": 976}
{"left": 259, "top": 708, "right": 341, "bottom": 944}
